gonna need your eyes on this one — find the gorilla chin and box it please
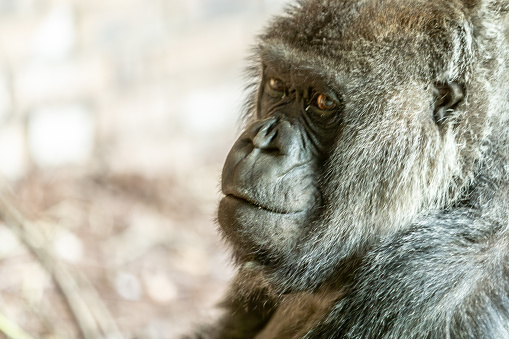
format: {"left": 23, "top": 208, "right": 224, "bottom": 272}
{"left": 218, "top": 188, "right": 320, "bottom": 256}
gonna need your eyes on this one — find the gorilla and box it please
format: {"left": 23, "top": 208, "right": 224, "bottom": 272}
{"left": 188, "top": 0, "right": 509, "bottom": 338}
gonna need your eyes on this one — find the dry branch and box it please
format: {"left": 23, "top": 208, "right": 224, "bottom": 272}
{"left": 0, "top": 183, "right": 123, "bottom": 339}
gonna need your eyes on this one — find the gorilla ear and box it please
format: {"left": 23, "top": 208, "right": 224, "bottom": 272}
{"left": 432, "top": 82, "right": 464, "bottom": 124}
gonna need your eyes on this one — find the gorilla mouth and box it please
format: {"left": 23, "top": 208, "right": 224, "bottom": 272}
{"left": 225, "top": 194, "right": 307, "bottom": 215}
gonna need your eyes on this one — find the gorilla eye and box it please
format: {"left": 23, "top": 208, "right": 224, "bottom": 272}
{"left": 316, "top": 94, "right": 337, "bottom": 111}
{"left": 269, "top": 78, "right": 286, "bottom": 92}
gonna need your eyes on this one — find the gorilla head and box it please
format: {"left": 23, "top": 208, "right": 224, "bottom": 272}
{"left": 218, "top": 0, "right": 506, "bottom": 291}
{"left": 192, "top": 0, "right": 509, "bottom": 338}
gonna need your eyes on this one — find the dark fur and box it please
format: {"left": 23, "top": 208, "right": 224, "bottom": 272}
{"left": 186, "top": 0, "right": 509, "bottom": 338}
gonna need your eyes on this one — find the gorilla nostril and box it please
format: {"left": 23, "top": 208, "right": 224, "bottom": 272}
{"left": 252, "top": 120, "right": 280, "bottom": 150}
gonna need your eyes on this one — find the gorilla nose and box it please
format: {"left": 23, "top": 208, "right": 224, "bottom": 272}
{"left": 248, "top": 118, "right": 298, "bottom": 156}
{"left": 250, "top": 117, "right": 279, "bottom": 149}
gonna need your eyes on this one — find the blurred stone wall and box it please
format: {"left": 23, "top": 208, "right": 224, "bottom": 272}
{"left": 0, "top": 0, "right": 290, "bottom": 338}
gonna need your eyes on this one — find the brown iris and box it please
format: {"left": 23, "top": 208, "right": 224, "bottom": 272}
{"left": 317, "top": 94, "right": 336, "bottom": 111}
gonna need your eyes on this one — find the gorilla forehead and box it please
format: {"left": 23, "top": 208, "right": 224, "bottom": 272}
{"left": 259, "top": 37, "right": 431, "bottom": 86}
{"left": 265, "top": 0, "right": 470, "bottom": 43}
{"left": 262, "top": 0, "right": 471, "bottom": 72}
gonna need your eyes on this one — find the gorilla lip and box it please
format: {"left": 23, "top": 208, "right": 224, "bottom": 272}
{"left": 224, "top": 194, "right": 307, "bottom": 215}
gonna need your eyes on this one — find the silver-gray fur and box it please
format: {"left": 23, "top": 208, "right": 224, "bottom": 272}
{"left": 186, "top": 0, "right": 509, "bottom": 338}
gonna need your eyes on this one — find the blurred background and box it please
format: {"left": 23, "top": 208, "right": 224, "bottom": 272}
{"left": 0, "top": 0, "right": 289, "bottom": 338}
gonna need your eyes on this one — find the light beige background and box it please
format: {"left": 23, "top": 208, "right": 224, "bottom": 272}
{"left": 0, "top": 0, "right": 289, "bottom": 338}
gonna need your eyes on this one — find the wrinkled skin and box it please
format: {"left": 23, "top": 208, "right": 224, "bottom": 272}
{"left": 186, "top": 0, "right": 509, "bottom": 338}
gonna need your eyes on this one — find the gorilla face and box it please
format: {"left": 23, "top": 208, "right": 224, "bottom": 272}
{"left": 217, "top": 0, "right": 482, "bottom": 290}
{"left": 219, "top": 60, "right": 341, "bottom": 254}
{"left": 218, "top": 53, "right": 347, "bottom": 260}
